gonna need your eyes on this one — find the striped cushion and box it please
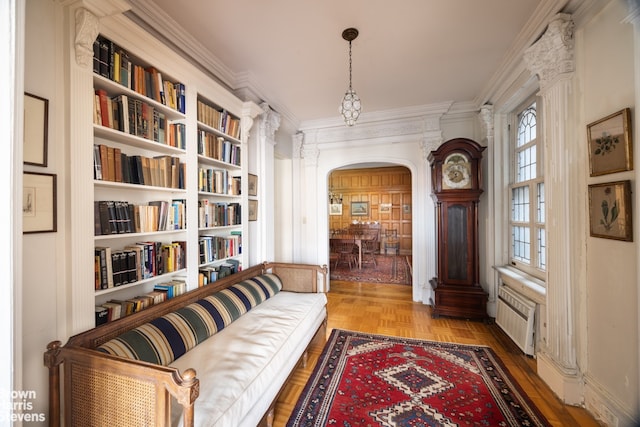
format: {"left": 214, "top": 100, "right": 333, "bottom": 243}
{"left": 97, "top": 274, "right": 282, "bottom": 365}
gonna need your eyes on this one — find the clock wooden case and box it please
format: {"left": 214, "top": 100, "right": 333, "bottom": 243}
{"left": 428, "top": 138, "right": 488, "bottom": 320}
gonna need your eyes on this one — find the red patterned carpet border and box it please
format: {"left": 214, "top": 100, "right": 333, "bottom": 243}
{"left": 287, "top": 329, "right": 551, "bottom": 427}
{"left": 329, "top": 255, "right": 412, "bottom": 285}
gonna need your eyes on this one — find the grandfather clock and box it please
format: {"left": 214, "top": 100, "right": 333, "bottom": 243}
{"left": 428, "top": 138, "right": 488, "bottom": 320}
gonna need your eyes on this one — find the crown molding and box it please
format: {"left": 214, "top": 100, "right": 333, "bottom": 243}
{"left": 125, "top": 0, "right": 301, "bottom": 133}
{"left": 476, "top": 0, "right": 565, "bottom": 107}
{"left": 125, "top": 0, "right": 236, "bottom": 90}
{"left": 299, "top": 101, "right": 453, "bottom": 132}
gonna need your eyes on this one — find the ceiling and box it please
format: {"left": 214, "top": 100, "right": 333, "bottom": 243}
{"left": 134, "top": 0, "right": 550, "bottom": 126}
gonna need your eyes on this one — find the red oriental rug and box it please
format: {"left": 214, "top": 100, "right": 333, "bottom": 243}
{"left": 287, "top": 329, "right": 551, "bottom": 427}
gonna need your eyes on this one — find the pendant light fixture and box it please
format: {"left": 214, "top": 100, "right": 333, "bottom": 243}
{"left": 338, "top": 27, "right": 361, "bottom": 126}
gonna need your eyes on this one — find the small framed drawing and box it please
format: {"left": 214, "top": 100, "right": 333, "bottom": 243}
{"left": 248, "top": 199, "right": 258, "bottom": 221}
{"left": 24, "top": 92, "right": 49, "bottom": 167}
{"left": 379, "top": 203, "right": 391, "bottom": 213}
{"left": 351, "top": 201, "right": 368, "bottom": 216}
{"left": 23, "top": 172, "right": 57, "bottom": 233}
{"left": 248, "top": 174, "right": 258, "bottom": 197}
{"left": 588, "top": 180, "right": 632, "bottom": 241}
{"left": 587, "top": 108, "right": 633, "bottom": 176}
{"left": 329, "top": 203, "right": 343, "bottom": 215}
{"left": 403, "top": 204, "right": 411, "bottom": 214}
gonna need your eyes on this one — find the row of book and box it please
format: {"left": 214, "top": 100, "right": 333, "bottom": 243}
{"left": 94, "top": 200, "right": 186, "bottom": 236}
{"left": 95, "top": 241, "right": 187, "bottom": 291}
{"left": 198, "top": 259, "right": 241, "bottom": 287}
{"left": 95, "top": 279, "right": 187, "bottom": 326}
{"left": 198, "top": 201, "right": 241, "bottom": 228}
{"left": 197, "top": 99, "right": 240, "bottom": 139}
{"left": 94, "top": 144, "right": 185, "bottom": 189}
{"left": 93, "top": 34, "right": 186, "bottom": 113}
{"left": 198, "top": 130, "right": 241, "bottom": 166}
{"left": 198, "top": 167, "right": 241, "bottom": 195}
{"left": 198, "top": 233, "right": 242, "bottom": 265}
{"left": 94, "top": 90, "right": 186, "bottom": 149}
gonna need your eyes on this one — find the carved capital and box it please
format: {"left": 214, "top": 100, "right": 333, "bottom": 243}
{"left": 420, "top": 132, "right": 442, "bottom": 164}
{"left": 241, "top": 116, "right": 255, "bottom": 142}
{"left": 259, "top": 102, "right": 281, "bottom": 146}
{"left": 524, "top": 13, "right": 574, "bottom": 89}
{"left": 75, "top": 8, "right": 100, "bottom": 68}
{"left": 292, "top": 132, "right": 304, "bottom": 159}
{"left": 479, "top": 104, "right": 494, "bottom": 141}
{"left": 302, "top": 144, "right": 319, "bottom": 167}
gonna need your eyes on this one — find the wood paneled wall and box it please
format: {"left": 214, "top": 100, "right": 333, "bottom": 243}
{"left": 329, "top": 166, "right": 412, "bottom": 254}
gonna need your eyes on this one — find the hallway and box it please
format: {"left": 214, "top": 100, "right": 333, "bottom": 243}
{"left": 274, "top": 281, "right": 599, "bottom": 427}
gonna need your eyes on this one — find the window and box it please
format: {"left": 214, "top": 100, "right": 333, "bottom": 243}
{"left": 509, "top": 99, "right": 545, "bottom": 278}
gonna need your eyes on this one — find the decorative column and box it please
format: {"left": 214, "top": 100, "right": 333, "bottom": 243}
{"left": 524, "top": 13, "right": 582, "bottom": 403}
{"left": 256, "top": 103, "right": 281, "bottom": 263}
{"left": 69, "top": 4, "right": 103, "bottom": 333}
{"left": 299, "top": 132, "right": 320, "bottom": 264}
{"left": 478, "top": 105, "right": 498, "bottom": 315}
{"left": 419, "top": 119, "right": 443, "bottom": 304}
{"left": 291, "top": 132, "right": 304, "bottom": 262}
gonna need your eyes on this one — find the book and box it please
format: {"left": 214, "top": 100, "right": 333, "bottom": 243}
{"left": 95, "top": 306, "right": 109, "bottom": 326}
{"left": 95, "top": 246, "right": 113, "bottom": 289}
{"left": 93, "top": 144, "right": 102, "bottom": 180}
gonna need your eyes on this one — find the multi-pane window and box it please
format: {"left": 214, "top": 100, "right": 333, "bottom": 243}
{"left": 510, "top": 100, "right": 545, "bottom": 278}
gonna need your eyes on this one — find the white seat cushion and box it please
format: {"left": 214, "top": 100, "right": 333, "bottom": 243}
{"left": 170, "top": 291, "right": 327, "bottom": 427}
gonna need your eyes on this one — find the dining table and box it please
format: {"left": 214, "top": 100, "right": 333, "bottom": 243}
{"left": 330, "top": 232, "right": 377, "bottom": 269}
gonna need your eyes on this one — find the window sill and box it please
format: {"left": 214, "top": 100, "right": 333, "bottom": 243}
{"left": 493, "top": 265, "right": 546, "bottom": 304}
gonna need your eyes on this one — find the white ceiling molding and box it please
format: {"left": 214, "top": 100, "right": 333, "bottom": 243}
{"left": 300, "top": 102, "right": 452, "bottom": 149}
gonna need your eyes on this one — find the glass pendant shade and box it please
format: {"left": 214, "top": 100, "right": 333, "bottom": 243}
{"left": 339, "top": 28, "right": 361, "bottom": 126}
{"left": 339, "top": 88, "right": 361, "bottom": 126}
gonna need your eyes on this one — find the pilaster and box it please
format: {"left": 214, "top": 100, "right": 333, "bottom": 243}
{"left": 68, "top": 3, "right": 101, "bottom": 333}
{"left": 420, "top": 132, "right": 442, "bottom": 303}
{"left": 291, "top": 132, "right": 304, "bottom": 263}
{"left": 255, "top": 103, "right": 281, "bottom": 263}
{"left": 478, "top": 105, "right": 498, "bottom": 314}
{"left": 524, "top": 13, "right": 582, "bottom": 404}
{"left": 622, "top": 0, "right": 640, "bottom": 409}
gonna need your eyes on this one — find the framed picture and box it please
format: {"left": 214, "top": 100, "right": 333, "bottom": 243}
{"left": 351, "top": 201, "right": 368, "bottom": 216}
{"left": 23, "top": 172, "right": 57, "bottom": 233}
{"left": 587, "top": 108, "right": 633, "bottom": 176}
{"left": 379, "top": 203, "right": 392, "bottom": 213}
{"left": 24, "top": 92, "right": 49, "bottom": 167}
{"left": 329, "top": 203, "right": 343, "bottom": 215}
{"left": 588, "top": 180, "right": 632, "bottom": 241}
{"left": 248, "top": 174, "right": 258, "bottom": 197}
{"left": 248, "top": 199, "right": 258, "bottom": 221}
{"left": 403, "top": 204, "right": 411, "bottom": 214}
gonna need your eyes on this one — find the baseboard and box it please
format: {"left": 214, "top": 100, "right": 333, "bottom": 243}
{"left": 584, "top": 373, "right": 638, "bottom": 427}
{"left": 536, "top": 351, "right": 584, "bottom": 405}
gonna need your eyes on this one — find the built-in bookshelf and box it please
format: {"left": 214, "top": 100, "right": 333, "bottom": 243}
{"left": 89, "top": 33, "right": 248, "bottom": 327}
{"left": 196, "top": 96, "right": 244, "bottom": 288}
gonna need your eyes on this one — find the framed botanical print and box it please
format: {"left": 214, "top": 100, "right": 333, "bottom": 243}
{"left": 588, "top": 180, "right": 632, "bottom": 241}
{"left": 587, "top": 108, "right": 633, "bottom": 176}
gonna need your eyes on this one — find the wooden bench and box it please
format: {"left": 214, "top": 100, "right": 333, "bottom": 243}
{"left": 45, "top": 262, "right": 327, "bottom": 427}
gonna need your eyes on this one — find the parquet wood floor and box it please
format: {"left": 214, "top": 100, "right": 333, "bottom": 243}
{"left": 273, "top": 280, "right": 601, "bottom": 427}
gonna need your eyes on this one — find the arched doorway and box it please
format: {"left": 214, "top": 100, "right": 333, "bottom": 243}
{"left": 327, "top": 164, "right": 412, "bottom": 286}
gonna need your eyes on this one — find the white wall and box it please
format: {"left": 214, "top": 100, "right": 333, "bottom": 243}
{"left": 21, "top": 0, "right": 64, "bottom": 422}
{"left": 581, "top": 1, "right": 639, "bottom": 422}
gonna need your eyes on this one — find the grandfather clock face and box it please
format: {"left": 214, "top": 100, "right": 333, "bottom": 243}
{"left": 441, "top": 153, "right": 472, "bottom": 190}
